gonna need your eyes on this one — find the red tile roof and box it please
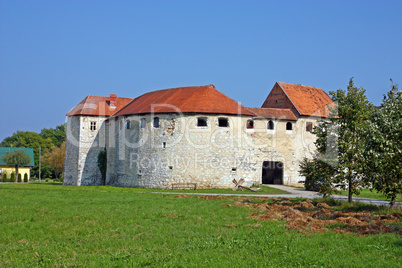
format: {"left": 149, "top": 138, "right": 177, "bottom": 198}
{"left": 66, "top": 95, "right": 133, "bottom": 116}
{"left": 276, "top": 82, "right": 334, "bottom": 117}
{"left": 112, "top": 85, "right": 254, "bottom": 117}
{"left": 247, "top": 107, "right": 297, "bottom": 121}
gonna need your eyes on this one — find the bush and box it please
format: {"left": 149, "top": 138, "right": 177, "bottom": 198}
{"left": 10, "top": 172, "right": 15, "bottom": 182}
{"left": 24, "top": 173, "right": 28, "bottom": 183}
{"left": 18, "top": 174, "right": 22, "bottom": 182}
{"left": 2, "top": 173, "right": 7, "bottom": 182}
{"left": 299, "top": 157, "right": 337, "bottom": 197}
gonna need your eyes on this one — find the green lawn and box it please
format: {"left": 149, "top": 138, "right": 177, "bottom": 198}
{"left": 0, "top": 183, "right": 400, "bottom": 267}
{"left": 338, "top": 189, "right": 402, "bottom": 202}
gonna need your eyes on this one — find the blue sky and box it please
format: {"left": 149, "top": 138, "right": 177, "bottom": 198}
{"left": 1, "top": 0, "right": 401, "bottom": 141}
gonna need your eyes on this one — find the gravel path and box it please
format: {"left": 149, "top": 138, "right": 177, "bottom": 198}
{"left": 153, "top": 184, "right": 401, "bottom": 207}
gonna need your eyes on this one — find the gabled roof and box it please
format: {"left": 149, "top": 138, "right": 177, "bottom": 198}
{"left": 0, "top": 147, "right": 35, "bottom": 166}
{"left": 247, "top": 107, "right": 298, "bottom": 121}
{"left": 113, "top": 85, "right": 254, "bottom": 117}
{"left": 66, "top": 95, "right": 133, "bottom": 116}
{"left": 276, "top": 82, "right": 334, "bottom": 117}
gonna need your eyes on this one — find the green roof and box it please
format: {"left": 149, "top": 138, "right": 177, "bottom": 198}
{"left": 0, "top": 147, "right": 35, "bottom": 166}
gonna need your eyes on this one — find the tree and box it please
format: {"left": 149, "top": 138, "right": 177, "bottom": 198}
{"left": 362, "top": 81, "right": 401, "bottom": 208}
{"left": 43, "top": 141, "right": 65, "bottom": 180}
{"left": 97, "top": 148, "right": 107, "bottom": 185}
{"left": 313, "top": 78, "right": 374, "bottom": 203}
{"left": 0, "top": 131, "right": 53, "bottom": 178}
{"left": 40, "top": 124, "right": 66, "bottom": 147}
{"left": 299, "top": 157, "right": 337, "bottom": 197}
{"left": 2, "top": 149, "right": 31, "bottom": 181}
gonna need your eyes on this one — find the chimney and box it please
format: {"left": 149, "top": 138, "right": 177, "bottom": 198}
{"left": 110, "top": 94, "right": 117, "bottom": 109}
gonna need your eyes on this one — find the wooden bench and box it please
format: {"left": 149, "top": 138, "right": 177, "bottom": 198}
{"left": 171, "top": 183, "right": 197, "bottom": 190}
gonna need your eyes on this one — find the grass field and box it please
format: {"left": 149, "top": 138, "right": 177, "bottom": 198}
{"left": 0, "top": 183, "right": 401, "bottom": 267}
{"left": 338, "top": 189, "right": 402, "bottom": 202}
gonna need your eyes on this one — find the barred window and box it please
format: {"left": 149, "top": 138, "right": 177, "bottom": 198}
{"left": 90, "top": 121, "right": 97, "bottom": 131}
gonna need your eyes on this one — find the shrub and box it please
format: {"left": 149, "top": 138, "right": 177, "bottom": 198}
{"left": 24, "top": 173, "right": 28, "bottom": 183}
{"left": 10, "top": 172, "right": 15, "bottom": 182}
{"left": 299, "top": 157, "right": 337, "bottom": 197}
{"left": 18, "top": 174, "right": 22, "bottom": 182}
{"left": 2, "top": 173, "right": 7, "bottom": 182}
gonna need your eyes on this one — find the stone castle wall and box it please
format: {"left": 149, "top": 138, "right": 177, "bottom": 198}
{"left": 64, "top": 115, "right": 108, "bottom": 186}
{"left": 104, "top": 113, "right": 320, "bottom": 189}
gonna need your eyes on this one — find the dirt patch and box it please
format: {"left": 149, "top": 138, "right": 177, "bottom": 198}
{"left": 246, "top": 199, "right": 402, "bottom": 235}
{"left": 173, "top": 194, "right": 401, "bottom": 235}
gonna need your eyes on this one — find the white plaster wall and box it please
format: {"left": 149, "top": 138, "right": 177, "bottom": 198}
{"left": 106, "top": 113, "right": 320, "bottom": 189}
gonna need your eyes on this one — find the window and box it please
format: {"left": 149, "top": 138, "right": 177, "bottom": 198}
{"left": 286, "top": 122, "right": 292, "bottom": 131}
{"left": 126, "top": 120, "right": 131, "bottom": 129}
{"left": 197, "top": 117, "right": 208, "bottom": 127}
{"left": 268, "top": 120, "right": 274, "bottom": 130}
{"left": 153, "top": 117, "right": 160, "bottom": 128}
{"left": 162, "top": 142, "right": 166, "bottom": 148}
{"left": 306, "top": 122, "right": 313, "bottom": 132}
{"left": 218, "top": 117, "right": 229, "bottom": 127}
{"left": 246, "top": 119, "right": 254, "bottom": 129}
{"left": 140, "top": 118, "right": 146, "bottom": 128}
{"left": 90, "top": 121, "right": 97, "bottom": 131}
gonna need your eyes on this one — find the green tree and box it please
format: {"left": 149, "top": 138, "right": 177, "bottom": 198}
{"left": 40, "top": 124, "right": 66, "bottom": 147}
{"left": 0, "top": 131, "right": 53, "bottom": 177}
{"left": 97, "top": 148, "right": 107, "bottom": 185}
{"left": 2, "top": 149, "right": 31, "bottom": 181}
{"left": 299, "top": 157, "right": 337, "bottom": 197}
{"left": 362, "top": 81, "right": 401, "bottom": 208}
{"left": 313, "top": 78, "right": 374, "bottom": 203}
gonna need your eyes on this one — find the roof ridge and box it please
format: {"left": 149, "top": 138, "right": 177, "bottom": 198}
{"left": 277, "top": 81, "right": 322, "bottom": 90}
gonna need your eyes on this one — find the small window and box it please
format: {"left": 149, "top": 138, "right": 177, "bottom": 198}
{"left": 140, "top": 118, "right": 146, "bottom": 128}
{"left": 126, "top": 120, "right": 131, "bottom": 129}
{"left": 162, "top": 142, "right": 166, "bottom": 148}
{"left": 90, "top": 121, "right": 97, "bottom": 131}
{"left": 306, "top": 122, "right": 313, "bottom": 132}
{"left": 268, "top": 120, "right": 274, "bottom": 130}
{"left": 231, "top": 168, "right": 237, "bottom": 172}
{"left": 218, "top": 117, "right": 229, "bottom": 127}
{"left": 197, "top": 117, "right": 208, "bottom": 127}
{"left": 153, "top": 117, "right": 160, "bottom": 128}
{"left": 168, "top": 166, "right": 173, "bottom": 170}
{"left": 286, "top": 122, "right": 293, "bottom": 131}
{"left": 246, "top": 119, "right": 254, "bottom": 129}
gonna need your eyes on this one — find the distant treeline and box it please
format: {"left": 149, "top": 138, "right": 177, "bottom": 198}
{"left": 0, "top": 124, "right": 66, "bottom": 179}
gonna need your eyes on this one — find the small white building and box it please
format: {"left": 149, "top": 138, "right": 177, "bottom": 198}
{"left": 63, "top": 82, "right": 334, "bottom": 188}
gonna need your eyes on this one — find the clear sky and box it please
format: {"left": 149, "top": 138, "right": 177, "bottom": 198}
{"left": 0, "top": 0, "right": 401, "bottom": 141}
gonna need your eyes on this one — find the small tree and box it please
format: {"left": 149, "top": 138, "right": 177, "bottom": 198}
{"left": 363, "top": 81, "right": 401, "bottom": 208}
{"left": 314, "top": 78, "right": 374, "bottom": 202}
{"left": 299, "top": 157, "right": 337, "bottom": 197}
{"left": 2, "top": 149, "right": 31, "bottom": 183}
{"left": 17, "top": 174, "right": 22, "bottom": 182}
{"left": 42, "top": 142, "right": 65, "bottom": 180}
{"left": 24, "top": 173, "right": 28, "bottom": 183}
{"left": 2, "top": 173, "right": 7, "bottom": 182}
{"left": 97, "top": 148, "right": 107, "bottom": 185}
{"left": 10, "top": 172, "right": 15, "bottom": 182}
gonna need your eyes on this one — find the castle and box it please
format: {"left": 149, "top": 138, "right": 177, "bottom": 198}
{"left": 63, "top": 82, "right": 334, "bottom": 188}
